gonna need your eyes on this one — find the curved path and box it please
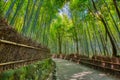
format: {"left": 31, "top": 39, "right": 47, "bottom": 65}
{"left": 53, "top": 59, "right": 119, "bottom": 80}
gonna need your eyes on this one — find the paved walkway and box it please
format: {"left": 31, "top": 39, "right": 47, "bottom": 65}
{"left": 53, "top": 59, "right": 119, "bottom": 80}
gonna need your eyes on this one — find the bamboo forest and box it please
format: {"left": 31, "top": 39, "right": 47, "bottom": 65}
{"left": 0, "top": 0, "right": 120, "bottom": 80}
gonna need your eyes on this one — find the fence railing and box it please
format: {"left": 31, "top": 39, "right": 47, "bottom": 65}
{"left": 53, "top": 54, "right": 120, "bottom": 76}
{"left": 0, "top": 39, "right": 50, "bottom": 63}
{"left": 0, "top": 58, "right": 40, "bottom": 73}
{"left": 0, "top": 39, "right": 50, "bottom": 73}
{"left": 0, "top": 39, "right": 49, "bottom": 52}
{"left": 79, "top": 58, "right": 120, "bottom": 72}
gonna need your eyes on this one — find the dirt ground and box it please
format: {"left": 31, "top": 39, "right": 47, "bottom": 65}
{"left": 53, "top": 59, "right": 119, "bottom": 80}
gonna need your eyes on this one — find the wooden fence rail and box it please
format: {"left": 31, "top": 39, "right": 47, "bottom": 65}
{"left": 0, "top": 58, "right": 40, "bottom": 73}
{"left": 0, "top": 39, "right": 50, "bottom": 73}
{"left": 0, "top": 39, "right": 49, "bottom": 52}
{"left": 79, "top": 58, "right": 120, "bottom": 72}
{"left": 53, "top": 54, "right": 120, "bottom": 76}
{"left": 0, "top": 39, "right": 50, "bottom": 63}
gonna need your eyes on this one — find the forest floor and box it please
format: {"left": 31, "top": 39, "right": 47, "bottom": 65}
{"left": 53, "top": 59, "right": 119, "bottom": 80}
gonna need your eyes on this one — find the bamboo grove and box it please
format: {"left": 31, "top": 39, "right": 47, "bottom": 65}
{"left": 0, "top": 0, "right": 120, "bottom": 57}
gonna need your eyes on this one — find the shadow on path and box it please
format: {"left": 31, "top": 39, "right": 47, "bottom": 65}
{"left": 53, "top": 59, "right": 119, "bottom": 80}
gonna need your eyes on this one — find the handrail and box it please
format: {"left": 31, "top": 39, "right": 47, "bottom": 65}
{"left": 0, "top": 58, "right": 41, "bottom": 73}
{"left": 80, "top": 60, "right": 120, "bottom": 72}
{"left": 0, "top": 39, "right": 49, "bottom": 52}
{"left": 0, "top": 60, "right": 26, "bottom": 66}
{"left": 80, "top": 58, "right": 120, "bottom": 65}
{"left": 0, "top": 58, "right": 39, "bottom": 66}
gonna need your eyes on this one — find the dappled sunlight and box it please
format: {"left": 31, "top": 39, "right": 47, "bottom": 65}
{"left": 70, "top": 71, "right": 93, "bottom": 79}
{"left": 69, "top": 77, "right": 85, "bottom": 80}
{"left": 53, "top": 59, "right": 63, "bottom": 63}
{"left": 98, "top": 73, "right": 106, "bottom": 77}
{"left": 65, "top": 63, "right": 73, "bottom": 66}
{"left": 0, "top": 0, "right": 120, "bottom": 79}
{"left": 55, "top": 59, "right": 119, "bottom": 80}
{"left": 69, "top": 79, "right": 77, "bottom": 80}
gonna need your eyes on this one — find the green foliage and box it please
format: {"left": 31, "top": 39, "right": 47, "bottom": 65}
{"left": 0, "top": 0, "right": 3, "bottom": 18}
{"left": 0, "top": 59, "right": 55, "bottom": 80}
{"left": 0, "top": 70, "right": 14, "bottom": 80}
{"left": 1, "top": 0, "right": 120, "bottom": 56}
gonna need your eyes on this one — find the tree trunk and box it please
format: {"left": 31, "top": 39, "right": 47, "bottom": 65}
{"left": 84, "top": 29, "right": 89, "bottom": 56}
{"left": 64, "top": 43, "right": 67, "bottom": 54}
{"left": 91, "top": 0, "right": 117, "bottom": 57}
{"left": 100, "top": 17, "right": 117, "bottom": 57}
{"left": 103, "top": 0, "right": 120, "bottom": 37}
{"left": 76, "top": 38, "right": 79, "bottom": 54}
{"left": 91, "top": 20, "right": 102, "bottom": 55}
{"left": 113, "top": 0, "right": 120, "bottom": 19}
{"left": 58, "top": 32, "right": 62, "bottom": 54}
{"left": 87, "top": 25, "right": 95, "bottom": 55}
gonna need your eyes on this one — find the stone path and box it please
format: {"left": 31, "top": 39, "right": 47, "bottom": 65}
{"left": 53, "top": 59, "right": 119, "bottom": 80}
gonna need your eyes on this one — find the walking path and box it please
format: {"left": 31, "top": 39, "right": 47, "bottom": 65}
{"left": 53, "top": 59, "right": 119, "bottom": 80}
